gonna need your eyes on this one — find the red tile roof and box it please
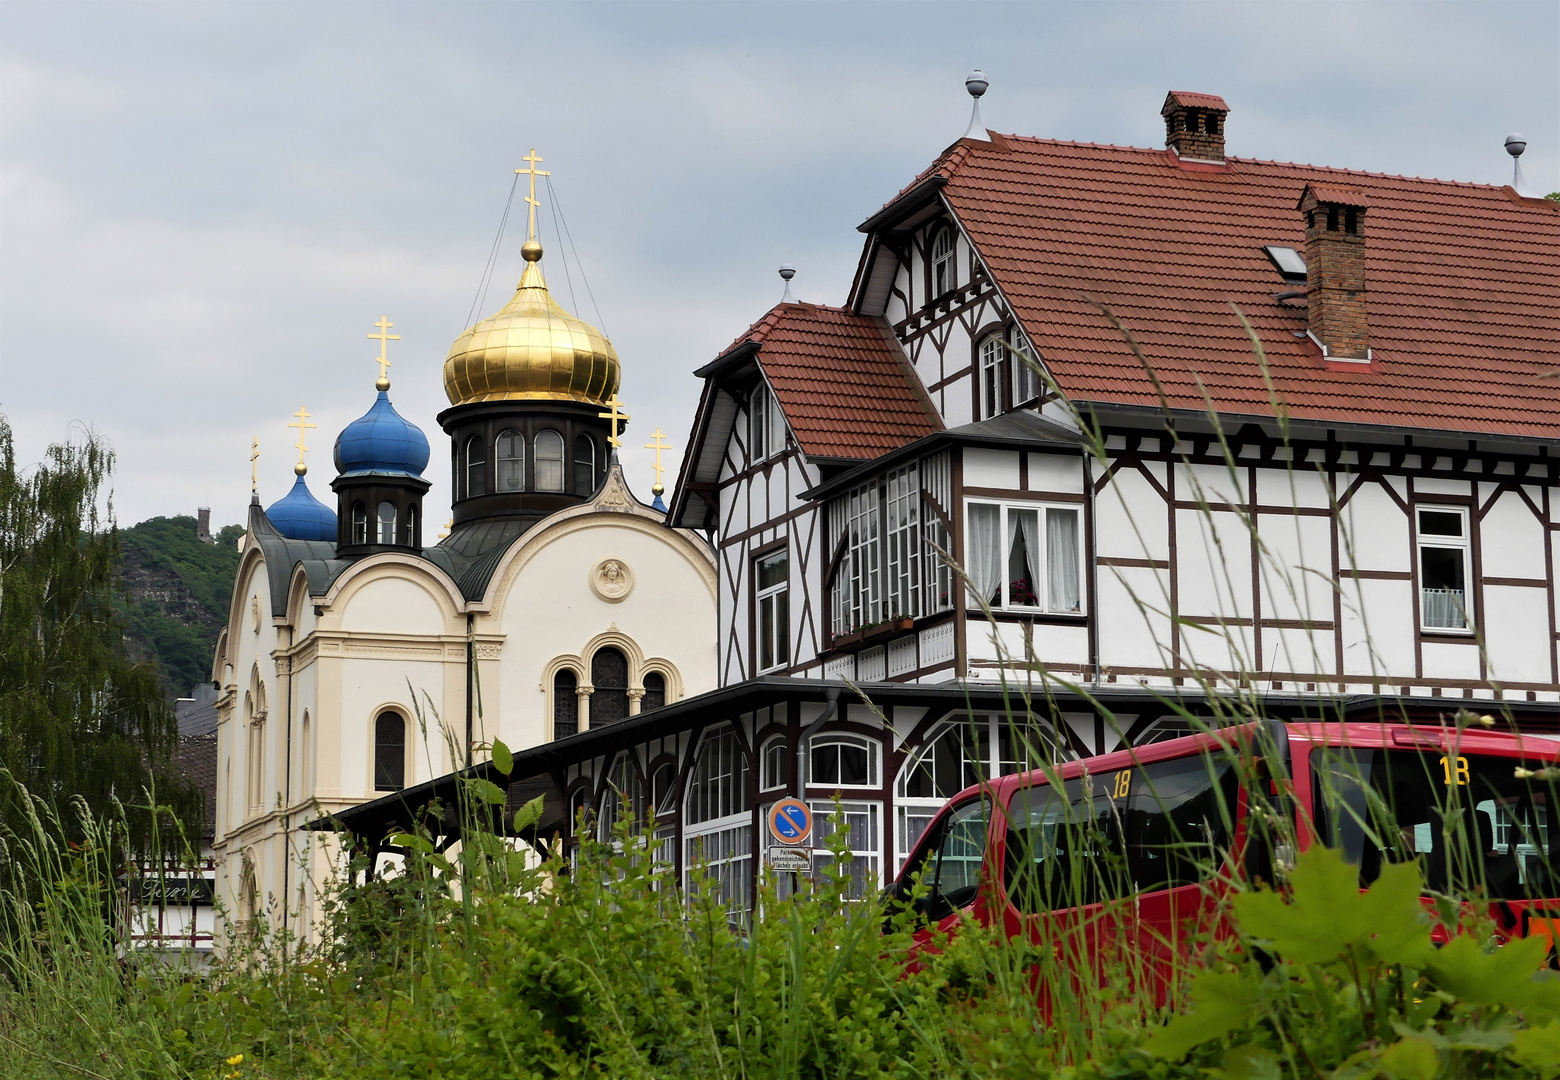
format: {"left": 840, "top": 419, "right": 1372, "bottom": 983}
{"left": 1302, "top": 183, "right": 1370, "bottom": 208}
{"left": 929, "top": 136, "right": 1560, "bottom": 439}
{"left": 719, "top": 303, "right": 941, "bottom": 459}
{"left": 1165, "top": 91, "right": 1230, "bottom": 111}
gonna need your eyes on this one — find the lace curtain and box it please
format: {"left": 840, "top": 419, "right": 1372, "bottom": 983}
{"left": 1048, "top": 508, "right": 1080, "bottom": 612}
{"left": 966, "top": 504, "right": 1002, "bottom": 606}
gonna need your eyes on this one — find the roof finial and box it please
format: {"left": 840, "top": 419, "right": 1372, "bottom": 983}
{"left": 368, "top": 316, "right": 399, "bottom": 391}
{"left": 516, "top": 148, "right": 550, "bottom": 251}
{"left": 779, "top": 264, "right": 796, "bottom": 303}
{"left": 1505, "top": 133, "right": 1529, "bottom": 195}
{"left": 962, "top": 69, "right": 990, "bottom": 141}
{"left": 287, "top": 406, "right": 316, "bottom": 477}
{"left": 249, "top": 436, "right": 260, "bottom": 496}
{"left": 598, "top": 393, "right": 631, "bottom": 448}
{"left": 645, "top": 428, "right": 672, "bottom": 510}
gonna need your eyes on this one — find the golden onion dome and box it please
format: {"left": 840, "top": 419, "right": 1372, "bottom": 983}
{"left": 443, "top": 240, "right": 620, "bottom": 406}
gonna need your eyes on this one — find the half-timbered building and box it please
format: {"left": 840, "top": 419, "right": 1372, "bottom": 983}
{"left": 325, "top": 89, "right": 1560, "bottom": 916}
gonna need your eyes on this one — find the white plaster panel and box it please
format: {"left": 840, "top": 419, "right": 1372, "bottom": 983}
{"left": 1482, "top": 586, "right": 1553, "bottom": 684}
{"left": 339, "top": 576, "right": 446, "bottom": 635}
{"left": 335, "top": 657, "right": 447, "bottom": 798}
{"left": 1340, "top": 578, "right": 1415, "bottom": 677}
{"left": 1028, "top": 453, "right": 1084, "bottom": 494}
{"left": 1096, "top": 567, "right": 1173, "bottom": 671}
{"left": 1420, "top": 640, "right": 1482, "bottom": 681}
{"left": 1028, "top": 622, "right": 1089, "bottom": 669}
{"left": 1096, "top": 468, "right": 1169, "bottom": 560}
{"left": 1180, "top": 622, "right": 1257, "bottom": 679}
{"left": 1175, "top": 509, "right": 1254, "bottom": 619}
{"left": 1478, "top": 491, "right": 1546, "bottom": 580}
{"left": 1265, "top": 628, "right": 1335, "bottom": 679}
{"left": 965, "top": 620, "right": 1004, "bottom": 664}
{"left": 964, "top": 448, "right": 1021, "bottom": 490}
{"left": 1415, "top": 478, "right": 1471, "bottom": 498}
{"left": 1176, "top": 462, "right": 1247, "bottom": 506}
{"left": 1256, "top": 513, "right": 1334, "bottom": 624}
{"left": 1338, "top": 483, "right": 1409, "bottom": 573}
{"left": 1259, "top": 465, "right": 1334, "bottom": 510}
{"left": 941, "top": 373, "right": 973, "bottom": 429}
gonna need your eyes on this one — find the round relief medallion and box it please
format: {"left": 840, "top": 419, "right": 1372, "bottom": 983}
{"left": 590, "top": 557, "right": 634, "bottom": 603}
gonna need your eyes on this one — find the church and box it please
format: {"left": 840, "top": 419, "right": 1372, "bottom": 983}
{"left": 211, "top": 162, "right": 717, "bottom": 937}
{"left": 227, "top": 83, "right": 1560, "bottom": 937}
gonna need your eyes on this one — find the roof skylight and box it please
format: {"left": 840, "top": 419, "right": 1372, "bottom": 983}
{"left": 1263, "top": 245, "right": 1308, "bottom": 282}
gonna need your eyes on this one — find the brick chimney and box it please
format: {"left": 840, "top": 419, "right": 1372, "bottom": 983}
{"left": 1297, "top": 184, "right": 1370, "bottom": 361}
{"left": 1161, "top": 91, "right": 1229, "bottom": 163}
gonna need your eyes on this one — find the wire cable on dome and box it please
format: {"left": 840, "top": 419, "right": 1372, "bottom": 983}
{"left": 465, "top": 172, "right": 521, "bottom": 331}
{"left": 545, "top": 175, "right": 609, "bottom": 340}
{"left": 546, "top": 179, "right": 580, "bottom": 316}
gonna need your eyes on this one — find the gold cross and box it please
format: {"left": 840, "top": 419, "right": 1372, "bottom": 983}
{"left": 368, "top": 316, "right": 399, "bottom": 389}
{"left": 287, "top": 406, "right": 317, "bottom": 474}
{"left": 598, "top": 394, "right": 630, "bottom": 448}
{"left": 515, "top": 148, "right": 550, "bottom": 243}
{"left": 249, "top": 436, "right": 260, "bottom": 491}
{"left": 644, "top": 428, "right": 672, "bottom": 491}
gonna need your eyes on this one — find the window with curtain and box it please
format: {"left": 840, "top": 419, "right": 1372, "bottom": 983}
{"left": 552, "top": 669, "right": 578, "bottom": 739}
{"left": 641, "top": 671, "right": 666, "bottom": 711}
{"left": 1416, "top": 507, "right": 1471, "bottom": 631}
{"left": 464, "top": 437, "right": 485, "bottom": 498}
{"left": 351, "top": 502, "right": 367, "bottom": 544}
{"left": 374, "top": 711, "right": 405, "bottom": 791}
{"left": 534, "top": 429, "right": 564, "bottom": 491}
{"left": 931, "top": 228, "right": 955, "bottom": 296}
{"left": 591, "top": 647, "right": 629, "bottom": 726}
{"left": 965, "top": 501, "right": 1082, "bottom": 613}
{"left": 574, "top": 434, "right": 596, "bottom": 493}
{"left": 496, "top": 430, "right": 524, "bottom": 492}
{"left": 376, "top": 501, "right": 397, "bottom": 544}
{"left": 978, "top": 333, "right": 1004, "bottom": 420}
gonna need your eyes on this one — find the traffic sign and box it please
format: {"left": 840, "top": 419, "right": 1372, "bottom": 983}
{"left": 768, "top": 847, "right": 812, "bottom": 872}
{"left": 767, "top": 798, "right": 812, "bottom": 846}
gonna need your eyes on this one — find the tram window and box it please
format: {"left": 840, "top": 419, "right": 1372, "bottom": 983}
{"left": 1125, "top": 755, "right": 1238, "bottom": 893}
{"left": 1003, "top": 775, "right": 1129, "bottom": 914}
{"left": 1312, "top": 748, "right": 1558, "bottom": 899}
{"left": 894, "top": 798, "right": 988, "bottom": 924}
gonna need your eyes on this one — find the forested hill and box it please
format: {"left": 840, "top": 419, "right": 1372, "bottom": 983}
{"left": 119, "top": 515, "right": 243, "bottom": 699}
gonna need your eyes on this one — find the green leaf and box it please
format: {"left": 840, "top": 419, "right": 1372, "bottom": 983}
{"left": 1204, "top": 1043, "right": 1279, "bottom": 1080}
{"left": 1233, "top": 845, "right": 1429, "bottom": 966}
{"left": 1378, "top": 1036, "right": 1438, "bottom": 1080}
{"left": 513, "top": 794, "right": 546, "bottom": 833}
{"left": 389, "top": 831, "right": 434, "bottom": 854}
{"left": 492, "top": 738, "right": 513, "bottom": 777}
{"left": 1512, "top": 1019, "right": 1560, "bottom": 1080}
{"left": 1425, "top": 932, "right": 1549, "bottom": 1008}
{"left": 1391, "top": 1020, "right": 1516, "bottom": 1052}
{"left": 469, "top": 777, "right": 508, "bottom": 806}
{"left": 1142, "top": 970, "right": 1263, "bottom": 1060}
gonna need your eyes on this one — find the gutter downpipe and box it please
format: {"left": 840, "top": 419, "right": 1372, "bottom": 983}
{"left": 280, "top": 625, "right": 294, "bottom": 935}
{"left": 794, "top": 685, "right": 842, "bottom": 796}
{"left": 1084, "top": 448, "right": 1100, "bottom": 687}
{"left": 465, "top": 614, "right": 475, "bottom": 769}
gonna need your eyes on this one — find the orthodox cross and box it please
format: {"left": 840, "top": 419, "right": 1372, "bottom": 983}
{"left": 644, "top": 428, "right": 672, "bottom": 492}
{"left": 288, "top": 407, "right": 317, "bottom": 475}
{"left": 598, "top": 394, "right": 630, "bottom": 449}
{"left": 515, "top": 148, "right": 549, "bottom": 242}
{"left": 368, "top": 316, "right": 399, "bottom": 390}
{"left": 249, "top": 437, "right": 260, "bottom": 492}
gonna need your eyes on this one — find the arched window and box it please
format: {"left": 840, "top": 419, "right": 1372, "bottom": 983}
{"left": 684, "top": 725, "right": 753, "bottom": 921}
{"left": 300, "top": 711, "right": 313, "bottom": 793}
{"left": 374, "top": 711, "right": 405, "bottom": 791}
{"left": 496, "top": 430, "right": 524, "bottom": 492}
{"left": 598, "top": 751, "right": 645, "bottom": 841}
{"left": 978, "top": 333, "right": 1004, "bottom": 420}
{"left": 650, "top": 760, "right": 677, "bottom": 817}
{"left": 591, "top": 647, "right": 629, "bottom": 727}
{"left": 552, "top": 669, "right": 578, "bottom": 739}
{"left": 377, "top": 501, "right": 397, "bottom": 544}
{"left": 464, "top": 436, "right": 485, "bottom": 498}
{"left": 534, "top": 429, "right": 564, "bottom": 492}
{"left": 641, "top": 671, "right": 666, "bottom": 712}
{"left": 574, "top": 434, "right": 596, "bottom": 494}
{"left": 931, "top": 228, "right": 955, "bottom": 296}
{"left": 760, "top": 735, "right": 788, "bottom": 792}
{"left": 806, "top": 732, "right": 879, "bottom": 789}
{"left": 351, "top": 502, "right": 368, "bottom": 544}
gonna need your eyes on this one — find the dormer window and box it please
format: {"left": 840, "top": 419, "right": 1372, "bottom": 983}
{"left": 931, "top": 228, "right": 955, "bottom": 297}
{"left": 750, "top": 383, "right": 785, "bottom": 462}
{"left": 1263, "top": 245, "right": 1308, "bottom": 283}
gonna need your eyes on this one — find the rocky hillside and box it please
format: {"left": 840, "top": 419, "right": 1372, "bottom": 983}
{"left": 119, "top": 515, "right": 244, "bottom": 698}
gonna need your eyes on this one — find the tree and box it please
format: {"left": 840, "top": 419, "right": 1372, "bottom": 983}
{"left": 0, "top": 415, "right": 198, "bottom": 850}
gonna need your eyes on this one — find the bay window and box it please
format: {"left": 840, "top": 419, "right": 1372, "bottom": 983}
{"left": 1417, "top": 506, "right": 1472, "bottom": 631}
{"left": 965, "top": 500, "right": 1082, "bottom": 613}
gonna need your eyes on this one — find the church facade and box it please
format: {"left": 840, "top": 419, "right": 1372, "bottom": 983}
{"left": 318, "top": 89, "right": 1559, "bottom": 929}
{"left": 211, "top": 194, "right": 717, "bottom": 938}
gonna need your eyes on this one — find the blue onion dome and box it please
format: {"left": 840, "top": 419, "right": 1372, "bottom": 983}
{"left": 265, "top": 474, "right": 337, "bottom": 541}
{"left": 333, "top": 391, "right": 430, "bottom": 477}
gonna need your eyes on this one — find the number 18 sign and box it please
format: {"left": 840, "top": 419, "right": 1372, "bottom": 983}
{"left": 767, "top": 798, "right": 812, "bottom": 846}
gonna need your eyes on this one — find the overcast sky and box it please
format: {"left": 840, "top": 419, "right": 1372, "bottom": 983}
{"left": 3, "top": 1, "right": 1555, "bottom": 533}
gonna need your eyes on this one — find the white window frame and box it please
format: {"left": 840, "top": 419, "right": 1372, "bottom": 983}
{"left": 931, "top": 228, "right": 955, "bottom": 297}
{"left": 759, "top": 735, "right": 788, "bottom": 792}
{"left": 963, "top": 499, "right": 1084, "bottom": 614}
{"left": 978, "top": 333, "right": 1003, "bottom": 420}
{"left": 534, "top": 429, "right": 564, "bottom": 492}
{"left": 755, "top": 548, "right": 790, "bottom": 673}
{"left": 683, "top": 724, "right": 754, "bottom": 921}
{"left": 808, "top": 799, "right": 883, "bottom": 898}
{"left": 1416, "top": 505, "right": 1473, "bottom": 633}
{"left": 376, "top": 501, "right": 397, "bottom": 545}
{"left": 805, "top": 732, "right": 881, "bottom": 790}
{"left": 884, "top": 464, "right": 921, "bottom": 622}
{"left": 749, "top": 383, "right": 786, "bottom": 464}
{"left": 495, "top": 429, "right": 525, "bottom": 492}
{"left": 1009, "top": 326, "right": 1040, "bottom": 406}
{"left": 893, "top": 714, "right": 1051, "bottom": 871}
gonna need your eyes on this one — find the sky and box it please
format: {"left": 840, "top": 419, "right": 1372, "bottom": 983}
{"left": 2, "top": 1, "right": 1555, "bottom": 533}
